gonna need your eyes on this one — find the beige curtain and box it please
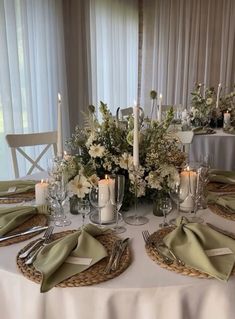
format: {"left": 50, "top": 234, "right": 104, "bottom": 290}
{"left": 140, "top": 0, "right": 235, "bottom": 114}
{"left": 62, "top": 0, "right": 91, "bottom": 131}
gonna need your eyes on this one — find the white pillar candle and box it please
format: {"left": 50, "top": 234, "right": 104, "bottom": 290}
{"left": 133, "top": 102, "right": 139, "bottom": 168}
{"left": 179, "top": 168, "right": 197, "bottom": 212}
{"left": 224, "top": 111, "right": 231, "bottom": 127}
{"left": 57, "top": 93, "right": 63, "bottom": 157}
{"left": 216, "top": 83, "right": 221, "bottom": 108}
{"left": 157, "top": 94, "right": 162, "bottom": 122}
{"left": 98, "top": 176, "right": 115, "bottom": 222}
{"left": 35, "top": 180, "right": 49, "bottom": 205}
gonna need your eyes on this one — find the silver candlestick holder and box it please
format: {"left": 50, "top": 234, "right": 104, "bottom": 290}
{"left": 124, "top": 166, "right": 148, "bottom": 226}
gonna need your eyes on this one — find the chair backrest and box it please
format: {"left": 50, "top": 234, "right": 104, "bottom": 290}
{"left": 175, "top": 131, "right": 194, "bottom": 154}
{"left": 120, "top": 107, "right": 133, "bottom": 119}
{"left": 6, "top": 131, "right": 58, "bottom": 178}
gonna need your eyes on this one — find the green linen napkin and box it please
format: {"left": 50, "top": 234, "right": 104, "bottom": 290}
{"left": 207, "top": 193, "right": 235, "bottom": 212}
{"left": 34, "top": 224, "right": 108, "bottom": 293}
{"left": 209, "top": 170, "right": 235, "bottom": 184}
{"left": 0, "top": 205, "right": 47, "bottom": 236}
{"left": 162, "top": 217, "right": 235, "bottom": 281}
{"left": 0, "top": 180, "right": 36, "bottom": 197}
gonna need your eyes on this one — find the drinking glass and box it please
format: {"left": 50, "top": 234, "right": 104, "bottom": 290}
{"left": 77, "top": 199, "right": 90, "bottom": 226}
{"left": 159, "top": 197, "right": 173, "bottom": 228}
{"left": 51, "top": 177, "right": 71, "bottom": 227}
{"left": 169, "top": 183, "right": 187, "bottom": 225}
{"left": 110, "top": 175, "right": 126, "bottom": 234}
{"left": 89, "top": 186, "right": 110, "bottom": 226}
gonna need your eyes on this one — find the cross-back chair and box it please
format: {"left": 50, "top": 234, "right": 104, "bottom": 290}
{"left": 5, "top": 131, "right": 58, "bottom": 178}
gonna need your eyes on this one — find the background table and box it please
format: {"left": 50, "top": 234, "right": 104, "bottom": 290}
{"left": 189, "top": 129, "right": 235, "bottom": 170}
{"left": 1, "top": 203, "right": 235, "bottom": 319}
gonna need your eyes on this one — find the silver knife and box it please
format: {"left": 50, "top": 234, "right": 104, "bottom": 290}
{"left": 0, "top": 226, "right": 48, "bottom": 242}
{"left": 206, "top": 223, "right": 235, "bottom": 240}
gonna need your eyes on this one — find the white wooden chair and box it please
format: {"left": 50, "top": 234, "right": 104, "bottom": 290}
{"left": 5, "top": 131, "right": 58, "bottom": 178}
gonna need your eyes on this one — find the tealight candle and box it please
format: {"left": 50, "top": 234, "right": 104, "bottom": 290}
{"left": 35, "top": 180, "right": 49, "bottom": 205}
{"left": 98, "top": 176, "right": 115, "bottom": 222}
{"left": 180, "top": 167, "right": 197, "bottom": 212}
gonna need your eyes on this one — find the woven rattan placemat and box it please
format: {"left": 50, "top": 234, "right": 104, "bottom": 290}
{"left": 0, "top": 191, "right": 35, "bottom": 204}
{"left": 17, "top": 230, "right": 131, "bottom": 287}
{"left": 0, "top": 214, "right": 48, "bottom": 247}
{"left": 208, "top": 204, "right": 235, "bottom": 221}
{"left": 145, "top": 227, "right": 235, "bottom": 279}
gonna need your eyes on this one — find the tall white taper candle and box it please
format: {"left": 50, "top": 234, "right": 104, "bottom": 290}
{"left": 57, "top": 93, "right": 63, "bottom": 157}
{"left": 133, "top": 102, "right": 139, "bottom": 168}
{"left": 158, "top": 94, "right": 162, "bottom": 122}
{"left": 216, "top": 83, "right": 221, "bottom": 108}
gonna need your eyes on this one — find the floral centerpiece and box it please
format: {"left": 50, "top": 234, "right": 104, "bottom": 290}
{"left": 190, "top": 84, "right": 216, "bottom": 127}
{"left": 56, "top": 102, "right": 186, "bottom": 210}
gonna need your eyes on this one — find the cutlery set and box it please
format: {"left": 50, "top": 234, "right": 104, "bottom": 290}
{"left": 104, "top": 238, "right": 129, "bottom": 274}
{"left": 0, "top": 226, "right": 49, "bottom": 242}
{"left": 142, "top": 230, "right": 174, "bottom": 265}
{"left": 19, "top": 226, "right": 54, "bottom": 265}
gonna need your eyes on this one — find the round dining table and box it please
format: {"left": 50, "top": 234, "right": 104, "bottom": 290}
{"left": 1, "top": 194, "right": 235, "bottom": 319}
{"left": 189, "top": 129, "right": 235, "bottom": 170}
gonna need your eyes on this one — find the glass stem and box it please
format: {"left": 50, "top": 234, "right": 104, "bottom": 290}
{"left": 134, "top": 170, "right": 138, "bottom": 219}
{"left": 115, "top": 205, "right": 119, "bottom": 228}
{"left": 163, "top": 210, "right": 167, "bottom": 225}
{"left": 82, "top": 213, "right": 85, "bottom": 226}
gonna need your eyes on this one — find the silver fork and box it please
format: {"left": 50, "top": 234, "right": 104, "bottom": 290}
{"left": 25, "top": 226, "right": 54, "bottom": 265}
{"left": 19, "top": 226, "right": 53, "bottom": 259}
{"left": 104, "top": 240, "right": 122, "bottom": 274}
{"left": 142, "top": 230, "right": 174, "bottom": 265}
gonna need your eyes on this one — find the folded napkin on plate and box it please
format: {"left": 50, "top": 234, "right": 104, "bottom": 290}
{"left": 209, "top": 170, "right": 235, "bottom": 184}
{"left": 34, "top": 224, "right": 108, "bottom": 293}
{"left": 162, "top": 217, "right": 235, "bottom": 281}
{"left": 0, "top": 180, "right": 36, "bottom": 197}
{"left": 0, "top": 205, "right": 47, "bottom": 236}
{"left": 207, "top": 193, "right": 235, "bottom": 212}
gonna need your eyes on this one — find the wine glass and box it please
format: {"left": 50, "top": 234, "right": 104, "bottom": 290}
{"left": 110, "top": 175, "right": 126, "bottom": 234}
{"left": 51, "top": 177, "right": 71, "bottom": 227}
{"left": 159, "top": 197, "right": 173, "bottom": 228}
{"left": 89, "top": 186, "right": 110, "bottom": 227}
{"left": 77, "top": 199, "right": 90, "bottom": 226}
{"left": 169, "top": 183, "right": 187, "bottom": 225}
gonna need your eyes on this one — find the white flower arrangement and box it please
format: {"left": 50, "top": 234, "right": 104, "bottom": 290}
{"left": 57, "top": 102, "right": 185, "bottom": 208}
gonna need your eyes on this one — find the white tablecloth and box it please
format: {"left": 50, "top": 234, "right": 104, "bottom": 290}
{"left": 1, "top": 202, "right": 235, "bottom": 319}
{"left": 189, "top": 129, "right": 235, "bottom": 170}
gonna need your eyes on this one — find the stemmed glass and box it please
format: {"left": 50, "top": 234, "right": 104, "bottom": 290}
{"left": 89, "top": 186, "right": 110, "bottom": 227}
{"left": 159, "top": 197, "right": 173, "bottom": 228}
{"left": 110, "top": 175, "right": 126, "bottom": 234}
{"left": 169, "top": 183, "right": 187, "bottom": 225}
{"left": 49, "top": 177, "right": 71, "bottom": 227}
{"left": 77, "top": 199, "right": 90, "bottom": 226}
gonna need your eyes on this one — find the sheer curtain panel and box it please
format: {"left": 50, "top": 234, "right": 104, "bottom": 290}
{"left": 89, "top": 0, "right": 139, "bottom": 115}
{"left": 0, "top": 0, "right": 69, "bottom": 179}
{"left": 140, "top": 0, "right": 235, "bottom": 114}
